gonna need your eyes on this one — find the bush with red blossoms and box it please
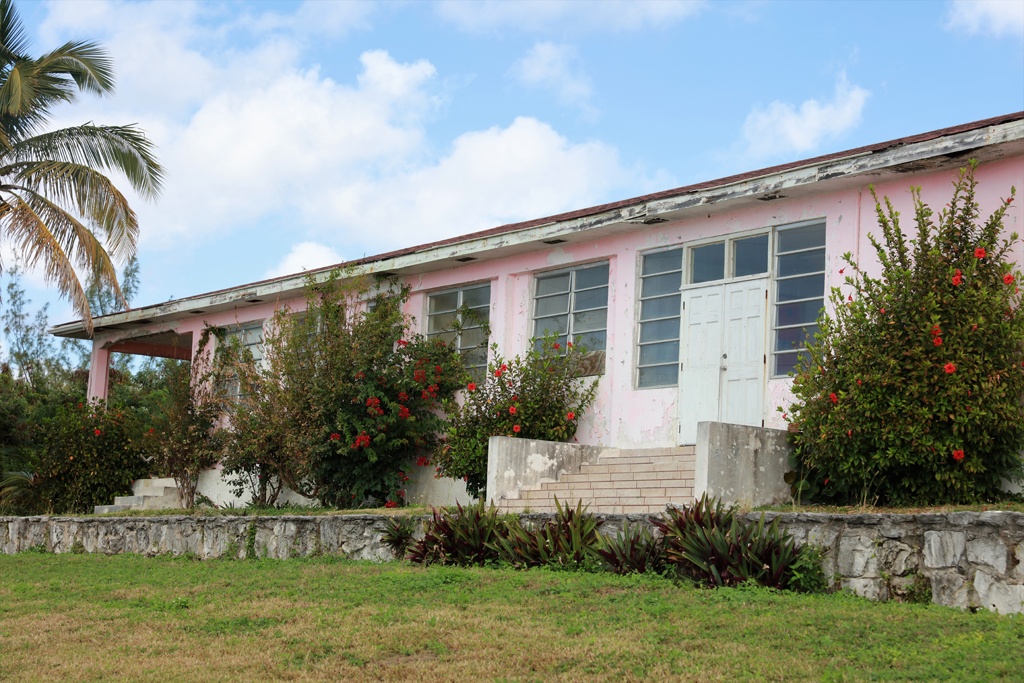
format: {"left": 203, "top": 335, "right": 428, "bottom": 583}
{"left": 786, "top": 162, "right": 1024, "bottom": 504}
{"left": 435, "top": 334, "right": 598, "bottom": 497}
{"left": 222, "top": 271, "right": 465, "bottom": 508}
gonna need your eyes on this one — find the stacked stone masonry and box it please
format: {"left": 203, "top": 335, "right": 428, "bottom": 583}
{"left": 498, "top": 447, "right": 697, "bottom": 514}
{"left": 2, "top": 510, "right": 1023, "bottom": 614}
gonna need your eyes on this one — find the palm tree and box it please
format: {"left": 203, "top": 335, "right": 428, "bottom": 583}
{"left": 0, "top": 0, "right": 163, "bottom": 333}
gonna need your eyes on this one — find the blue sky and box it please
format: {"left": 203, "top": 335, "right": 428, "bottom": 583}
{"left": 2, "top": 0, "right": 1023, "bottom": 341}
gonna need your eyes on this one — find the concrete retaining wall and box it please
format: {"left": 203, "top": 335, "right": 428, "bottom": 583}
{"left": 486, "top": 435, "right": 610, "bottom": 504}
{"left": 4, "top": 509, "right": 1023, "bottom": 614}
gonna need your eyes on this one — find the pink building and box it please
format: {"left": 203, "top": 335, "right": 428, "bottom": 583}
{"left": 52, "top": 112, "right": 1024, "bottom": 509}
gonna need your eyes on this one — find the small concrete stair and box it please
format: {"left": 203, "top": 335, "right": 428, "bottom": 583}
{"left": 93, "top": 477, "right": 183, "bottom": 514}
{"left": 498, "top": 446, "right": 696, "bottom": 514}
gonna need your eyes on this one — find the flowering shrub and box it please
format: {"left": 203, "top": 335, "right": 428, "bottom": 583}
{"left": 223, "top": 272, "right": 465, "bottom": 508}
{"left": 34, "top": 402, "right": 150, "bottom": 514}
{"left": 786, "top": 163, "right": 1024, "bottom": 504}
{"left": 434, "top": 335, "right": 598, "bottom": 497}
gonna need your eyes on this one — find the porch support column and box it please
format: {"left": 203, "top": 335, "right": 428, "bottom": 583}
{"left": 87, "top": 342, "right": 111, "bottom": 404}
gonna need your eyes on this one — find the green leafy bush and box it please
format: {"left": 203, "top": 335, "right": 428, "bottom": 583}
{"left": 491, "top": 498, "right": 603, "bottom": 570}
{"left": 786, "top": 163, "right": 1024, "bottom": 505}
{"left": 223, "top": 272, "right": 465, "bottom": 508}
{"left": 34, "top": 402, "right": 150, "bottom": 514}
{"left": 406, "top": 499, "right": 506, "bottom": 566}
{"left": 435, "top": 336, "right": 598, "bottom": 497}
{"left": 594, "top": 519, "right": 664, "bottom": 575}
{"left": 652, "top": 495, "right": 808, "bottom": 590}
{"left": 381, "top": 516, "right": 418, "bottom": 559}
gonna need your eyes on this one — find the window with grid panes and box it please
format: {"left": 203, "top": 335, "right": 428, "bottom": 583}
{"left": 637, "top": 248, "right": 682, "bottom": 387}
{"left": 533, "top": 262, "right": 608, "bottom": 351}
{"left": 773, "top": 222, "right": 826, "bottom": 376}
{"left": 222, "top": 321, "right": 264, "bottom": 400}
{"left": 427, "top": 284, "right": 490, "bottom": 378}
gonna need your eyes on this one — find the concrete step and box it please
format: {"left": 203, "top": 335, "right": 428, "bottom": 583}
{"left": 133, "top": 477, "right": 176, "bottom": 493}
{"left": 133, "top": 486, "right": 179, "bottom": 499}
{"left": 114, "top": 495, "right": 147, "bottom": 507}
{"left": 93, "top": 504, "right": 130, "bottom": 514}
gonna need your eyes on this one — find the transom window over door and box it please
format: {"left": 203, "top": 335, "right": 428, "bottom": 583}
{"left": 773, "top": 221, "right": 826, "bottom": 376}
{"left": 427, "top": 284, "right": 490, "bottom": 378}
{"left": 534, "top": 262, "right": 608, "bottom": 351}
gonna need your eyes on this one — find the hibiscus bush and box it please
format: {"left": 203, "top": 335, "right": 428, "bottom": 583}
{"left": 34, "top": 401, "right": 151, "bottom": 514}
{"left": 435, "top": 335, "right": 599, "bottom": 497}
{"left": 786, "top": 162, "right": 1024, "bottom": 505}
{"left": 223, "top": 272, "right": 465, "bottom": 508}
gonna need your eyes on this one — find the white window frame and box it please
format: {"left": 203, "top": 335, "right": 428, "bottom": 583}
{"left": 532, "top": 260, "right": 610, "bottom": 351}
{"left": 426, "top": 282, "right": 491, "bottom": 377}
{"left": 636, "top": 246, "right": 684, "bottom": 389}
{"left": 771, "top": 219, "right": 827, "bottom": 378}
{"left": 221, "top": 320, "right": 265, "bottom": 400}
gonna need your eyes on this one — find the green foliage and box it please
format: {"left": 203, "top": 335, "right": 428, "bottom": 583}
{"left": 594, "top": 519, "right": 665, "bottom": 575}
{"left": 491, "top": 498, "right": 603, "bottom": 571}
{"left": 436, "top": 335, "right": 598, "bottom": 497}
{"left": 406, "top": 499, "right": 506, "bottom": 566}
{"left": 32, "top": 401, "right": 150, "bottom": 514}
{"left": 786, "top": 544, "right": 830, "bottom": 594}
{"left": 787, "top": 163, "right": 1024, "bottom": 505}
{"left": 381, "top": 516, "right": 418, "bottom": 558}
{"left": 652, "top": 495, "right": 808, "bottom": 590}
{"left": 222, "top": 272, "right": 466, "bottom": 508}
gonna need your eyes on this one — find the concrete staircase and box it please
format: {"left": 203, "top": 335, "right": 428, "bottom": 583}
{"left": 497, "top": 446, "right": 696, "bottom": 514}
{"left": 93, "top": 478, "right": 183, "bottom": 514}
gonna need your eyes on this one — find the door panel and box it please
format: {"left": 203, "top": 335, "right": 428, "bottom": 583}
{"left": 679, "top": 279, "right": 767, "bottom": 444}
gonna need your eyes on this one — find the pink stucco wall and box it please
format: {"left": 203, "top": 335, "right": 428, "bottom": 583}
{"left": 88, "top": 156, "right": 1024, "bottom": 450}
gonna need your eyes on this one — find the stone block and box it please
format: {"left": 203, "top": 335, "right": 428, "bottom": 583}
{"left": 930, "top": 572, "right": 971, "bottom": 609}
{"left": 837, "top": 532, "right": 879, "bottom": 577}
{"left": 842, "top": 578, "right": 888, "bottom": 601}
{"left": 878, "top": 540, "right": 918, "bottom": 576}
{"left": 973, "top": 569, "right": 1024, "bottom": 615}
{"left": 923, "top": 530, "right": 965, "bottom": 568}
{"left": 966, "top": 536, "right": 1008, "bottom": 575}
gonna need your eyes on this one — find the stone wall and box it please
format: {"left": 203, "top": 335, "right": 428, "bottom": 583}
{"left": 751, "top": 511, "right": 1024, "bottom": 615}
{"left": 4, "top": 510, "right": 1023, "bottom": 614}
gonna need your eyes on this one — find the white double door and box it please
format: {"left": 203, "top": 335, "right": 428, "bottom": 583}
{"left": 678, "top": 279, "right": 768, "bottom": 444}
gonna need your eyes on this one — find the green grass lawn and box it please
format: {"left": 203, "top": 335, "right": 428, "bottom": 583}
{"left": 0, "top": 554, "right": 1020, "bottom": 682}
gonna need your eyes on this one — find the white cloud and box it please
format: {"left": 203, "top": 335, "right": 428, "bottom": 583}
{"left": 436, "top": 0, "right": 704, "bottom": 32}
{"left": 28, "top": 1, "right": 657, "bottom": 296}
{"left": 738, "top": 74, "right": 870, "bottom": 161}
{"left": 265, "top": 242, "right": 344, "bottom": 279}
{"left": 946, "top": 0, "right": 1024, "bottom": 38}
{"left": 512, "top": 42, "right": 594, "bottom": 114}
{"left": 318, "top": 117, "right": 637, "bottom": 247}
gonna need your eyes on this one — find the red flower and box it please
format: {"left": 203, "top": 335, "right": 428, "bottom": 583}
{"left": 847, "top": 294, "right": 853, "bottom": 302}
{"left": 397, "top": 339, "right": 408, "bottom": 347}
{"left": 435, "top": 365, "right": 443, "bottom": 373}
{"left": 421, "top": 390, "right": 430, "bottom": 400}
{"left": 148, "top": 428, "right": 155, "bottom": 434}
{"left": 952, "top": 271, "right": 963, "bottom": 286}
{"left": 856, "top": 379, "right": 862, "bottom": 386}
{"left": 398, "top": 392, "right": 409, "bottom": 402}
{"left": 847, "top": 430, "right": 852, "bottom": 438}
{"left": 974, "top": 247, "right": 987, "bottom": 259}
{"left": 329, "top": 433, "right": 341, "bottom": 441}
{"left": 512, "top": 424, "right": 521, "bottom": 433}
{"left": 509, "top": 406, "right": 517, "bottom": 415}
{"left": 930, "top": 324, "right": 941, "bottom": 337}
{"left": 355, "top": 371, "right": 365, "bottom": 380}
{"left": 467, "top": 382, "right": 477, "bottom": 392}
{"left": 839, "top": 268, "right": 845, "bottom": 275}
{"left": 93, "top": 429, "right": 102, "bottom": 436}
{"left": 944, "top": 362, "right": 957, "bottom": 374}
{"left": 880, "top": 308, "right": 886, "bottom": 314}
{"left": 494, "top": 369, "right": 503, "bottom": 378}
{"left": 398, "top": 471, "right": 409, "bottom": 482}
{"left": 933, "top": 337, "right": 943, "bottom": 347}
{"left": 567, "top": 342, "right": 573, "bottom": 348}
{"left": 500, "top": 363, "right": 508, "bottom": 372}
{"left": 567, "top": 411, "right": 575, "bottom": 421}
{"left": 829, "top": 393, "right": 838, "bottom": 405}
{"left": 397, "top": 489, "right": 406, "bottom": 498}
{"left": 416, "top": 455, "right": 431, "bottom": 467}
{"left": 1004, "top": 273, "right": 1015, "bottom": 285}
{"left": 414, "top": 369, "right": 427, "bottom": 382}
{"left": 553, "top": 343, "right": 561, "bottom": 350}
{"left": 952, "top": 449, "right": 965, "bottom": 462}
{"left": 398, "top": 406, "right": 410, "bottom": 420}
{"left": 385, "top": 500, "right": 398, "bottom": 508}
